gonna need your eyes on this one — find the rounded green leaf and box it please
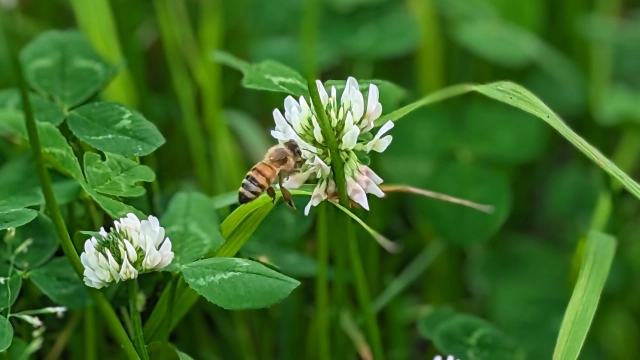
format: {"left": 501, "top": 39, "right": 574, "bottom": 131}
{"left": 161, "top": 192, "right": 225, "bottom": 270}
{"left": 0, "top": 89, "right": 65, "bottom": 126}
{"left": 19, "top": 30, "right": 115, "bottom": 108}
{"left": 67, "top": 102, "right": 165, "bottom": 156}
{"left": 30, "top": 257, "right": 92, "bottom": 309}
{"left": 0, "top": 209, "right": 37, "bottom": 231}
{"left": 0, "top": 315, "right": 13, "bottom": 352}
{"left": 416, "top": 163, "right": 511, "bottom": 244}
{"left": 417, "top": 306, "right": 456, "bottom": 339}
{"left": 0, "top": 264, "right": 21, "bottom": 311}
{"left": 84, "top": 152, "right": 155, "bottom": 197}
{"left": 461, "top": 99, "right": 549, "bottom": 165}
{"left": 433, "top": 314, "right": 524, "bottom": 360}
{"left": 5, "top": 213, "right": 58, "bottom": 270}
{"left": 182, "top": 257, "right": 300, "bottom": 310}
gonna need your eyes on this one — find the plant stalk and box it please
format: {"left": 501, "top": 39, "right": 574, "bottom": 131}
{"left": 308, "top": 81, "right": 384, "bottom": 359}
{"left": 315, "top": 203, "right": 331, "bottom": 360}
{"left": 128, "top": 280, "right": 150, "bottom": 360}
{"left": 7, "top": 24, "right": 140, "bottom": 360}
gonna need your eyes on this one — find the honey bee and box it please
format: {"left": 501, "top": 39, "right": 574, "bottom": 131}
{"left": 238, "top": 140, "right": 303, "bottom": 209}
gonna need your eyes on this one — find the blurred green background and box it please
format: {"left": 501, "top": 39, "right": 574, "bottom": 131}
{"left": 2, "top": 0, "right": 640, "bottom": 359}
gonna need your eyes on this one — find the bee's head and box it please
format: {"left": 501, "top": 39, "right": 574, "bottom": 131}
{"left": 284, "top": 140, "right": 302, "bottom": 160}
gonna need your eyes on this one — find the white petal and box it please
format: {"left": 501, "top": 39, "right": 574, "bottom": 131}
{"left": 347, "top": 177, "right": 369, "bottom": 210}
{"left": 316, "top": 80, "right": 329, "bottom": 107}
{"left": 375, "top": 120, "right": 394, "bottom": 137}
{"left": 311, "top": 115, "right": 324, "bottom": 143}
{"left": 361, "top": 165, "right": 383, "bottom": 185}
{"left": 155, "top": 239, "right": 174, "bottom": 269}
{"left": 367, "top": 136, "right": 393, "bottom": 153}
{"left": 304, "top": 181, "right": 328, "bottom": 216}
{"left": 351, "top": 89, "right": 365, "bottom": 122}
{"left": 341, "top": 124, "right": 360, "bottom": 150}
{"left": 312, "top": 156, "right": 331, "bottom": 178}
{"left": 143, "top": 244, "right": 162, "bottom": 270}
{"left": 99, "top": 227, "right": 108, "bottom": 238}
{"left": 119, "top": 257, "right": 138, "bottom": 281}
{"left": 283, "top": 171, "right": 312, "bottom": 189}
{"left": 123, "top": 240, "right": 138, "bottom": 263}
{"left": 273, "top": 109, "right": 292, "bottom": 134}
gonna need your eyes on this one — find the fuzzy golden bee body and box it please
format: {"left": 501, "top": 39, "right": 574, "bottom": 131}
{"left": 239, "top": 140, "right": 303, "bottom": 208}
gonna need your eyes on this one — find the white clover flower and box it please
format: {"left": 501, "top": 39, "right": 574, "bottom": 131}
{"left": 80, "top": 213, "right": 174, "bottom": 289}
{"left": 433, "top": 356, "right": 459, "bottom": 360}
{"left": 271, "top": 77, "right": 393, "bottom": 215}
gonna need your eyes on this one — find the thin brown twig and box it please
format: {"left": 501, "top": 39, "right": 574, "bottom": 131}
{"left": 379, "top": 185, "right": 495, "bottom": 214}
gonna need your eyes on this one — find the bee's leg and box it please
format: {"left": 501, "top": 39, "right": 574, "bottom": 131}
{"left": 278, "top": 173, "right": 296, "bottom": 209}
{"left": 266, "top": 186, "right": 277, "bottom": 204}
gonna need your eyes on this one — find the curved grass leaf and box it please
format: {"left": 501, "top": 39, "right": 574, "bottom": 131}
{"left": 375, "top": 81, "right": 640, "bottom": 200}
{"left": 0, "top": 209, "right": 37, "bottom": 230}
{"left": 68, "top": 102, "right": 165, "bottom": 157}
{"left": 0, "top": 89, "right": 64, "bottom": 125}
{"left": 84, "top": 152, "right": 155, "bottom": 197}
{"left": 29, "top": 257, "right": 93, "bottom": 309}
{"left": 212, "top": 51, "right": 307, "bottom": 97}
{"left": 0, "top": 315, "right": 12, "bottom": 351}
{"left": 162, "top": 192, "right": 225, "bottom": 270}
{"left": 19, "top": 30, "right": 115, "bottom": 109}
{"left": 181, "top": 257, "right": 300, "bottom": 310}
{"left": 553, "top": 231, "right": 616, "bottom": 360}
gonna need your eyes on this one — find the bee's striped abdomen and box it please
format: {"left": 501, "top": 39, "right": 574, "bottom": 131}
{"left": 238, "top": 163, "right": 274, "bottom": 204}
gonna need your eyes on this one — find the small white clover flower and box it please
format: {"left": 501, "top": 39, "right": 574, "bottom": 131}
{"left": 433, "top": 356, "right": 459, "bottom": 360}
{"left": 271, "top": 77, "right": 393, "bottom": 215}
{"left": 80, "top": 213, "right": 174, "bottom": 289}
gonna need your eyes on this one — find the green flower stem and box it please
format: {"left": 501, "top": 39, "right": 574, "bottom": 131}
{"left": 308, "top": 80, "right": 349, "bottom": 205}
{"left": 84, "top": 308, "right": 98, "bottom": 360}
{"left": 315, "top": 203, "right": 331, "bottom": 360}
{"left": 8, "top": 35, "right": 140, "bottom": 360}
{"left": 346, "top": 217, "right": 384, "bottom": 360}
{"left": 308, "top": 81, "right": 385, "bottom": 359}
{"left": 128, "top": 280, "right": 150, "bottom": 360}
{"left": 408, "top": 0, "right": 444, "bottom": 94}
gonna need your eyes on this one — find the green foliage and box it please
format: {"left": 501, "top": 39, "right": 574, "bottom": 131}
{"left": 0, "top": 264, "right": 21, "bottom": 311}
{"left": 84, "top": 152, "right": 155, "bottom": 197}
{"left": 29, "top": 257, "right": 93, "bottom": 309}
{"left": 419, "top": 309, "right": 524, "bottom": 360}
{"left": 0, "top": 89, "right": 64, "bottom": 125}
{"left": 0, "top": 315, "right": 12, "bottom": 352}
{"left": 417, "top": 163, "right": 511, "bottom": 244}
{"left": 213, "top": 51, "right": 308, "bottom": 97}
{"left": 181, "top": 257, "right": 300, "bottom": 310}
{"left": 3, "top": 214, "right": 58, "bottom": 270}
{"left": 161, "top": 192, "right": 225, "bottom": 270}
{"left": 68, "top": 102, "right": 165, "bottom": 157}
{"left": 19, "top": 30, "right": 115, "bottom": 109}
{"left": 0, "top": 111, "right": 84, "bottom": 180}
{"left": 0, "top": 209, "right": 37, "bottom": 230}
{"left": 554, "top": 232, "right": 617, "bottom": 360}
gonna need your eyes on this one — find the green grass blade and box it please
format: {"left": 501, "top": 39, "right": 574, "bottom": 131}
{"left": 375, "top": 81, "right": 640, "bottom": 200}
{"left": 553, "top": 231, "right": 616, "bottom": 360}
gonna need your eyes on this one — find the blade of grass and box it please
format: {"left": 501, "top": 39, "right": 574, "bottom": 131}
{"left": 375, "top": 81, "right": 640, "bottom": 200}
{"left": 153, "top": 0, "right": 211, "bottom": 192}
{"left": 69, "top": 0, "right": 139, "bottom": 107}
{"left": 372, "top": 240, "right": 445, "bottom": 314}
{"left": 553, "top": 231, "right": 616, "bottom": 360}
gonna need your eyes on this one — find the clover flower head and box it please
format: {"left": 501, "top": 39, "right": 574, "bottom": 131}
{"left": 433, "top": 356, "right": 459, "bottom": 360}
{"left": 80, "top": 213, "right": 174, "bottom": 289}
{"left": 271, "top": 77, "right": 393, "bottom": 215}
